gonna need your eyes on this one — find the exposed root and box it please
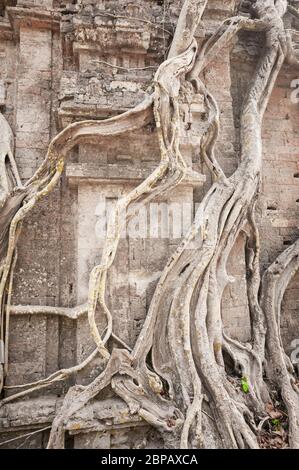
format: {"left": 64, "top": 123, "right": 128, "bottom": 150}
{"left": 261, "top": 239, "right": 299, "bottom": 447}
{"left": 0, "top": 0, "right": 299, "bottom": 450}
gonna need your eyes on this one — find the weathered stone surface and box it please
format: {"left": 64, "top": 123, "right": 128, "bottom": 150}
{"left": 0, "top": 0, "right": 298, "bottom": 449}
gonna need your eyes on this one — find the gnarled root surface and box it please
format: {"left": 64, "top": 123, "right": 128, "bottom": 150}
{"left": 1, "top": 0, "right": 299, "bottom": 449}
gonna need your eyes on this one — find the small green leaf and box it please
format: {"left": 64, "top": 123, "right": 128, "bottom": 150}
{"left": 271, "top": 418, "right": 281, "bottom": 430}
{"left": 241, "top": 376, "right": 249, "bottom": 394}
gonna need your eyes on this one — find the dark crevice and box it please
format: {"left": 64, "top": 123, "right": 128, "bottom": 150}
{"left": 179, "top": 263, "right": 190, "bottom": 275}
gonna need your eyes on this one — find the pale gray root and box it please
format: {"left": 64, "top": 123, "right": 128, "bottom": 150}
{"left": 1, "top": 0, "right": 299, "bottom": 450}
{"left": 261, "top": 239, "right": 299, "bottom": 448}
{"left": 9, "top": 303, "right": 88, "bottom": 319}
{"left": 131, "top": 0, "right": 292, "bottom": 449}
{"left": 45, "top": 5, "right": 205, "bottom": 445}
{"left": 285, "top": 28, "right": 299, "bottom": 67}
{"left": 47, "top": 348, "right": 184, "bottom": 449}
{"left": 287, "top": 3, "right": 299, "bottom": 20}
{"left": 0, "top": 1, "right": 203, "bottom": 383}
{"left": 0, "top": 97, "right": 154, "bottom": 391}
{"left": 86, "top": 39, "right": 198, "bottom": 361}
{"left": 46, "top": 0, "right": 297, "bottom": 450}
{"left": 0, "top": 112, "right": 25, "bottom": 391}
{"left": 168, "top": 0, "right": 208, "bottom": 58}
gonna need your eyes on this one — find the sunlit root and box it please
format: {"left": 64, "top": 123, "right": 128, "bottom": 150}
{"left": 1, "top": 0, "right": 299, "bottom": 450}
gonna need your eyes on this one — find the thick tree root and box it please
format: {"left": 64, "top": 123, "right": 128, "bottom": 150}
{"left": 0, "top": 0, "right": 299, "bottom": 449}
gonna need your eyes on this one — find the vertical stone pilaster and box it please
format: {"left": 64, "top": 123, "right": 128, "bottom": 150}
{"left": 6, "top": 8, "right": 60, "bottom": 386}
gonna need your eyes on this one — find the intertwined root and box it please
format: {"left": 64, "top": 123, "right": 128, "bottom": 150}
{"left": 1, "top": 0, "right": 299, "bottom": 449}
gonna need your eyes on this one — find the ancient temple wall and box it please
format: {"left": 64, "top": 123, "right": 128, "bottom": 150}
{"left": 0, "top": 0, "right": 298, "bottom": 448}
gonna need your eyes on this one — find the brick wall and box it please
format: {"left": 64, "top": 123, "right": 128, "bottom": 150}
{"left": 0, "top": 0, "right": 298, "bottom": 448}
